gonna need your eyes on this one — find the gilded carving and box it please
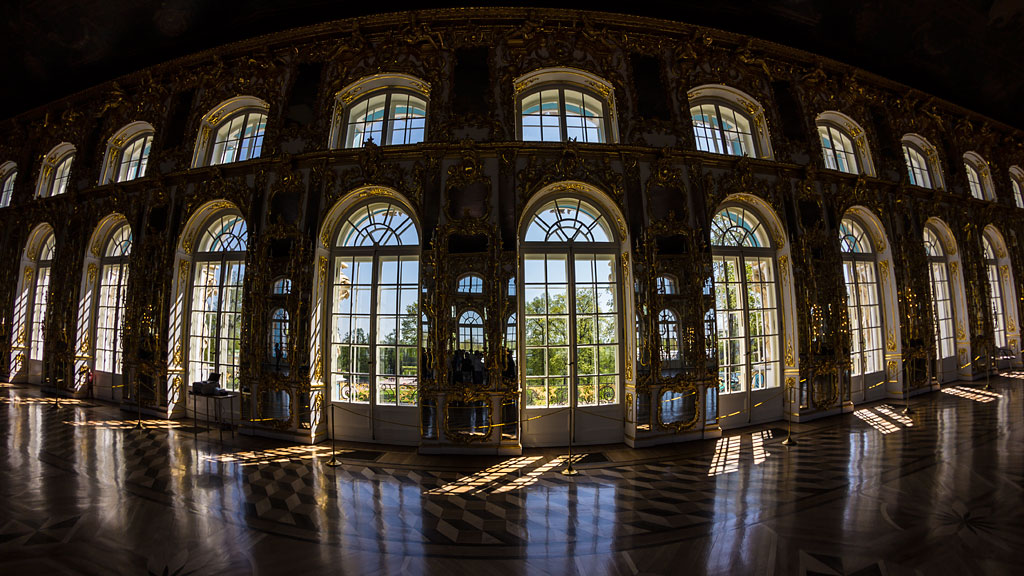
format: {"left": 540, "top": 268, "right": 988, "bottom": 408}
{"left": 87, "top": 263, "right": 97, "bottom": 284}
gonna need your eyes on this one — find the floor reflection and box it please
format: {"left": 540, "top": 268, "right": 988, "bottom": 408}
{"left": 1, "top": 378, "right": 1023, "bottom": 573}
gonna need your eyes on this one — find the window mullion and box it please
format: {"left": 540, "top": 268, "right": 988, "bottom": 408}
{"left": 370, "top": 248, "right": 380, "bottom": 405}
{"left": 567, "top": 244, "right": 578, "bottom": 408}
{"left": 559, "top": 89, "right": 568, "bottom": 143}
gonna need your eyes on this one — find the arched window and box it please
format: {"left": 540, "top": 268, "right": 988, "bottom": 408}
{"left": 192, "top": 96, "right": 269, "bottom": 168}
{"left": 100, "top": 122, "right": 154, "bottom": 184}
{"left": 1010, "top": 166, "right": 1024, "bottom": 209}
{"left": 272, "top": 278, "right": 291, "bottom": 294}
{"left": 95, "top": 224, "right": 131, "bottom": 373}
{"left": 457, "top": 310, "right": 484, "bottom": 352}
{"left": 332, "top": 73, "right": 429, "bottom": 149}
{"left": 188, "top": 213, "right": 248, "bottom": 390}
{"left": 983, "top": 234, "right": 1007, "bottom": 348}
{"left": 0, "top": 163, "right": 15, "bottom": 208}
{"left": 963, "top": 152, "right": 994, "bottom": 200}
{"left": 329, "top": 200, "right": 419, "bottom": 406}
{"left": 924, "top": 226, "right": 955, "bottom": 361}
{"left": 30, "top": 234, "right": 56, "bottom": 361}
{"left": 522, "top": 196, "right": 619, "bottom": 408}
{"left": 515, "top": 68, "right": 616, "bottom": 144}
{"left": 710, "top": 206, "right": 780, "bottom": 398}
{"left": 902, "top": 134, "right": 943, "bottom": 190}
{"left": 658, "top": 308, "right": 681, "bottom": 376}
{"left": 36, "top": 143, "right": 76, "bottom": 198}
{"left": 818, "top": 123, "right": 858, "bottom": 174}
{"left": 816, "top": 112, "right": 874, "bottom": 176}
{"left": 505, "top": 313, "right": 517, "bottom": 357}
{"left": 688, "top": 85, "right": 772, "bottom": 159}
{"left": 457, "top": 274, "right": 483, "bottom": 294}
{"left": 838, "top": 217, "right": 883, "bottom": 380}
{"left": 270, "top": 308, "right": 289, "bottom": 361}
{"left": 656, "top": 275, "right": 677, "bottom": 295}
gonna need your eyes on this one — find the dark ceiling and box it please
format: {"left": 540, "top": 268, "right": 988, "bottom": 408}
{"left": 2, "top": 1, "right": 1021, "bottom": 128}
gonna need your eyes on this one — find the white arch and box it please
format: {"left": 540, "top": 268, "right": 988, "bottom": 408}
{"left": 191, "top": 95, "right": 270, "bottom": 168}
{"left": 34, "top": 142, "right": 76, "bottom": 198}
{"left": 688, "top": 84, "right": 774, "bottom": 159}
{"left": 816, "top": 111, "right": 876, "bottom": 176}
{"left": 924, "top": 217, "right": 972, "bottom": 380}
{"left": 842, "top": 206, "right": 902, "bottom": 400}
{"left": 99, "top": 121, "right": 155, "bottom": 184}
{"left": 963, "top": 151, "right": 995, "bottom": 201}
{"left": 310, "top": 186, "right": 421, "bottom": 444}
{"left": 10, "top": 223, "right": 55, "bottom": 382}
{"left": 517, "top": 181, "right": 632, "bottom": 446}
{"left": 982, "top": 225, "right": 1020, "bottom": 366}
{"left": 902, "top": 133, "right": 945, "bottom": 190}
{"left": 711, "top": 194, "right": 798, "bottom": 425}
{"left": 165, "top": 200, "right": 246, "bottom": 418}
{"left": 73, "top": 213, "right": 131, "bottom": 396}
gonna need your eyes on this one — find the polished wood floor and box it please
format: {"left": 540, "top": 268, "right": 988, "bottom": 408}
{"left": 1, "top": 376, "right": 1023, "bottom": 575}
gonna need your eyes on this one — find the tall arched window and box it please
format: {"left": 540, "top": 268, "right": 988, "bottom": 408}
{"left": 1, "top": 163, "right": 15, "bottom": 208}
{"left": 983, "top": 234, "right": 1007, "bottom": 348}
{"left": 30, "top": 234, "right": 55, "bottom": 361}
{"left": 710, "top": 206, "right": 780, "bottom": 399}
{"left": 902, "top": 134, "right": 943, "bottom": 190}
{"left": 331, "top": 74, "right": 429, "bottom": 149}
{"left": 329, "top": 200, "right": 419, "bottom": 406}
{"left": 188, "top": 214, "right": 247, "bottom": 390}
{"left": 963, "top": 152, "right": 994, "bottom": 201}
{"left": 270, "top": 308, "right": 289, "bottom": 360}
{"left": 522, "top": 196, "right": 620, "bottom": 409}
{"left": 688, "top": 85, "right": 772, "bottom": 159}
{"left": 515, "top": 68, "right": 616, "bottom": 144}
{"left": 838, "top": 217, "right": 883, "bottom": 383}
{"left": 658, "top": 308, "right": 681, "bottom": 376}
{"left": 457, "top": 310, "right": 484, "bottom": 352}
{"left": 192, "top": 96, "right": 269, "bottom": 167}
{"left": 36, "top": 143, "right": 76, "bottom": 198}
{"left": 924, "top": 226, "right": 955, "bottom": 362}
{"left": 1010, "top": 166, "right": 1024, "bottom": 208}
{"left": 95, "top": 224, "right": 131, "bottom": 373}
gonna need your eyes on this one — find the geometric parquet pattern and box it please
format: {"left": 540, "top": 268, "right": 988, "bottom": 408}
{"left": 2, "top": 377, "right": 1024, "bottom": 574}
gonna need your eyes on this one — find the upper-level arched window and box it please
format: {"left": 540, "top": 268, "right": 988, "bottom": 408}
{"left": 272, "top": 278, "right": 291, "bottom": 294}
{"left": 192, "top": 96, "right": 269, "bottom": 168}
{"left": 35, "top": 142, "right": 75, "bottom": 198}
{"left": 656, "top": 275, "right": 677, "bottom": 295}
{"left": 0, "top": 162, "right": 15, "bottom": 208}
{"left": 100, "top": 121, "right": 154, "bottom": 184}
{"left": 815, "top": 112, "right": 874, "bottom": 176}
{"left": 1010, "top": 166, "right": 1024, "bottom": 209}
{"left": 515, "top": 68, "right": 617, "bottom": 144}
{"left": 331, "top": 73, "right": 429, "bottom": 149}
{"left": 901, "top": 134, "right": 943, "bottom": 190}
{"left": 457, "top": 274, "right": 483, "bottom": 294}
{"left": 688, "top": 84, "right": 773, "bottom": 159}
{"left": 963, "top": 152, "right": 994, "bottom": 201}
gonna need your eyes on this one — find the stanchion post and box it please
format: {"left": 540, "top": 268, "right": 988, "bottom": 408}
{"left": 325, "top": 398, "right": 340, "bottom": 467}
{"left": 781, "top": 378, "right": 797, "bottom": 447}
{"left": 133, "top": 378, "right": 146, "bottom": 430}
{"left": 562, "top": 389, "right": 578, "bottom": 476}
{"left": 902, "top": 362, "right": 913, "bottom": 415}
